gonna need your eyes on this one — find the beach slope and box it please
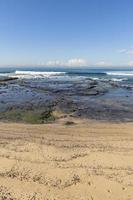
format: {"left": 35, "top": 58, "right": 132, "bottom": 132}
{"left": 0, "top": 119, "right": 133, "bottom": 200}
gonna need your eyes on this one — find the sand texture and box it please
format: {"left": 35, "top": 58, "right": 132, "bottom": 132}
{"left": 0, "top": 119, "right": 133, "bottom": 200}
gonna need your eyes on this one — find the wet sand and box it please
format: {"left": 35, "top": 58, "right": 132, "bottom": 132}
{"left": 0, "top": 118, "right": 133, "bottom": 200}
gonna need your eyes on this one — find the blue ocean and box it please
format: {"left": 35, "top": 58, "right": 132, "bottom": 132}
{"left": 0, "top": 67, "right": 133, "bottom": 84}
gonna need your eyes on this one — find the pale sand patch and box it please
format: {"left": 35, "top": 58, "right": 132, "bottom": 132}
{"left": 0, "top": 119, "right": 133, "bottom": 200}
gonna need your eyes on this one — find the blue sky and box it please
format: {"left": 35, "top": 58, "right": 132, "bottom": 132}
{"left": 0, "top": 0, "right": 133, "bottom": 67}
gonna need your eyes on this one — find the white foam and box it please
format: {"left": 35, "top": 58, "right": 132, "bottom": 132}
{"left": 13, "top": 71, "right": 66, "bottom": 79}
{"left": 90, "top": 77, "right": 99, "bottom": 80}
{"left": 111, "top": 78, "right": 127, "bottom": 82}
{"left": 107, "top": 71, "right": 133, "bottom": 76}
{"left": 89, "top": 77, "right": 127, "bottom": 82}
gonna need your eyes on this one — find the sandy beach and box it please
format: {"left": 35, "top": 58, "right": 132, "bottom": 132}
{"left": 1, "top": 0, "right": 133, "bottom": 199}
{"left": 0, "top": 118, "right": 133, "bottom": 200}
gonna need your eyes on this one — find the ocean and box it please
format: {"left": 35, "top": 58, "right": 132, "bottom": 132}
{"left": 0, "top": 67, "right": 133, "bottom": 84}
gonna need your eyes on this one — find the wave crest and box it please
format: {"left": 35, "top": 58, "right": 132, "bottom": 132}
{"left": 14, "top": 71, "right": 66, "bottom": 78}
{"left": 107, "top": 71, "right": 133, "bottom": 76}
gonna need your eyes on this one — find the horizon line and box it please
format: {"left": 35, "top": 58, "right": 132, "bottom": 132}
{"left": 0, "top": 65, "right": 132, "bottom": 68}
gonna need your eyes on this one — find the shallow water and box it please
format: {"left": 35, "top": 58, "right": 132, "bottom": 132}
{"left": 0, "top": 67, "right": 133, "bottom": 121}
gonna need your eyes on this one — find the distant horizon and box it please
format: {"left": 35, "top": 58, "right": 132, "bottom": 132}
{"left": 0, "top": 64, "right": 133, "bottom": 69}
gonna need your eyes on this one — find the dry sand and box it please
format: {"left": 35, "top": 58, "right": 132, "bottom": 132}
{"left": 0, "top": 118, "right": 133, "bottom": 200}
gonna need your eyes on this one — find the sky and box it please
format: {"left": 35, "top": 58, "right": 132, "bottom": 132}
{"left": 0, "top": 0, "right": 133, "bottom": 67}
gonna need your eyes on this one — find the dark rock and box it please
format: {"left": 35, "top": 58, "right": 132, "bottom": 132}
{"left": 0, "top": 76, "right": 18, "bottom": 82}
{"left": 64, "top": 121, "right": 76, "bottom": 126}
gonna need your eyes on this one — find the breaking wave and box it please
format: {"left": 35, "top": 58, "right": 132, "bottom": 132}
{"left": 14, "top": 71, "right": 66, "bottom": 78}
{"left": 107, "top": 71, "right": 133, "bottom": 76}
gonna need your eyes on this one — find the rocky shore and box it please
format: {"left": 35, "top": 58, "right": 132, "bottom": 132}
{"left": 0, "top": 76, "right": 133, "bottom": 122}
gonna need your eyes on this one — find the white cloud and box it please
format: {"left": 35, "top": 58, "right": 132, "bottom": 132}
{"left": 118, "top": 49, "right": 127, "bottom": 53}
{"left": 95, "top": 61, "right": 111, "bottom": 66}
{"left": 128, "top": 61, "right": 133, "bottom": 66}
{"left": 66, "top": 58, "right": 88, "bottom": 67}
{"left": 46, "top": 60, "right": 63, "bottom": 66}
{"left": 118, "top": 47, "right": 133, "bottom": 55}
{"left": 45, "top": 58, "right": 88, "bottom": 67}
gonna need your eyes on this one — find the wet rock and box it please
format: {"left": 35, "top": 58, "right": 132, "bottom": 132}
{"left": 0, "top": 76, "right": 133, "bottom": 122}
{"left": 0, "top": 76, "right": 18, "bottom": 82}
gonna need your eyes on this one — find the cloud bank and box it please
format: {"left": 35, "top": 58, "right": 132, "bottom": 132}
{"left": 95, "top": 61, "right": 111, "bottom": 67}
{"left": 45, "top": 58, "right": 89, "bottom": 67}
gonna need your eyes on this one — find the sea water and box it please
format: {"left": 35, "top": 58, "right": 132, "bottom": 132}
{"left": 0, "top": 66, "right": 133, "bottom": 85}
